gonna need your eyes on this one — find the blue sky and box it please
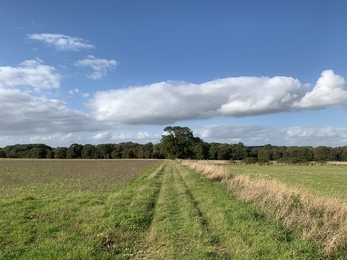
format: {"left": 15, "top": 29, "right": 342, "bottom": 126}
{"left": 1, "top": 0, "right": 347, "bottom": 147}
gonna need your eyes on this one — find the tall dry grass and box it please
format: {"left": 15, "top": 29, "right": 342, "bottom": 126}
{"left": 182, "top": 160, "right": 347, "bottom": 257}
{"left": 181, "top": 160, "right": 233, "bottom": 181}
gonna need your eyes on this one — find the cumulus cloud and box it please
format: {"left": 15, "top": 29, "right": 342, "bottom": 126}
{"left": 86, "top": 70, "right": 347, "bottom": 125}
{"left": 28, "top": 33, "right": 95, "bottom": 51}
{"left": 0, "top": 59, "right": 61, "bottom": 89}
{"left": 86, "top": 76, "right": 307, "bottom": 124}
{"left": 293, "top": 70, "right": 347, "bottom": 109}
{"left": 75, "top": 55, "right": 118, "bottom": 79}
{"left": 0, "top": 86, "right": 105, "bottom": 135}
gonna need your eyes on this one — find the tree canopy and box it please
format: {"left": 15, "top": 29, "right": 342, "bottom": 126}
{"left": 160, "top": 126, "right": 202, "bottom": 159}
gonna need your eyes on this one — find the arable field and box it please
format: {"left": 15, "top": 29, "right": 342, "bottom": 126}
{"left": 0, "top": 159, "right": 324, "bottom": 259}
{"left": 225, "top": 164, "right": 347, "bottom": 200}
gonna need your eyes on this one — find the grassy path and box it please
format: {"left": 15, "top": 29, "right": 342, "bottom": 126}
{"left": 142, "top": 162, "right": 229, "bottom": 259}
{"left": 136, "top": 161, "right": 322, "bottom": 259}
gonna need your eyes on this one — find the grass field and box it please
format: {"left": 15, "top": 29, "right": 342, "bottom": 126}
{"left": 0, "top": 159, "right": 324, "bottom": 259}
{"left": 225, "top": 164, "right": 347, "bottom": 200}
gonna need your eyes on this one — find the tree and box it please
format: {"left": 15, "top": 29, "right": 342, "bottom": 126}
{"left": 28, "top": 148, "right": 47, "bottom": 158}
{"left": 54, "top": 147, "right": 68, "bottom": 159}
{"left": 209, "top": 143, "right": 219, "bottom": 160}
{"left": 160, "top": 126, "right": 200, "bottom": 159}
{"left": 81, "top": 144, "right": 95, "bottom": 159}
{"left": 95, "top": 144, "right": 113, "bottom": 159}
{"left": 0, "top": 149, "right": 6, "bottom": 158}
{"left": 217, "top": 144, "right": 231, "bottom": 160}
{"left": 66, "top": 143, "right": 83, "bottom": 159}
{"left": 314, "top": 146, "right": 330, "bottom": 161}
{"left": 193, "top": 141, "right": 210, "bottom": 160}
{"left": 258, "top": 144, "right": 273, "bottom": 161}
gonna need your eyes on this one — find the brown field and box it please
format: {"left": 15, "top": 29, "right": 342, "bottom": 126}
{"left": 0, "top": 159, "right": 161, "bottom": 199}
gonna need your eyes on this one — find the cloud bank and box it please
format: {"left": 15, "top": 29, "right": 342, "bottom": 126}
{"left": 87, "top": 70, "right": 347, "bottom": 124}
{"left": 0, "top": 85, "right": 104, "bottom": 135}
{"left": 28, "top": 33, "right": 95, "bottom": 51}
{"left": 194, "top": 125, "right": 347, "bottom": 147}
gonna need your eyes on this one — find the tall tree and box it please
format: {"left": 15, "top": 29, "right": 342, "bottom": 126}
{"left": 160, "top": 126, "right": 201, "bottom": 159}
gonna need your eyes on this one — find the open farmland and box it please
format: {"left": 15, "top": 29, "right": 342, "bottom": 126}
{"left": 225, "top": 164, "right": 347, "bottom": 200}
{"left": 0, "top": 159, "right": 325, "bottom": 259}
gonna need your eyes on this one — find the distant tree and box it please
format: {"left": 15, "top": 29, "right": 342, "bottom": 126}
{"left": 193, "top": 141, "right": 209, "bottom": 160}
{"left": 29, "top": 148, "right": 47, "bottom": 158}
{"left": 66, "top": 143, "right": 83, "bottom": 159}
{"left": 54, "top": 147, "right": 68, "bottom": 159}
{"left": 111, "top": 144, "right": 123, "bottom": 159}
{"left": 46, "top": 150, "right": 55, "bottom": 159}
{"left": 208, "top": 143, "right": 219, "bottom": 160}
{"left": 314, "top": 146, "right": 330, "bottom": 161}
{"left": 81, "top": 144, "right": 95, "bottom": 159}
{"left": 328, "top": 148, "right": 340, "bottom": 161}
{"left": 152, "top": 143, "right": 165, "bottom": 159}
{"left": 231, "top": 142, "right": 248, "bottom": 160}
{"left": 160, "top": 126, "right": 200, "bottom": 159}
{"left": 217, "top": 144, "right": 231, "bottom": 160}
{"left": 0, "top": 149, "right": 6, "bottom": 158}
{"left": 258, "top": 144, "right": 273, "bottom": 161}
{"left": 143, "top": 142, "right": 154, "bottom": 159}
{"left": 339, "top": 146, "right": 347, "bottom": 161}
{"left": 95, "top": 144, "right": 113, "bottom": 159}
{"left": 272, "top": 147, "right": 283, "bottom": 161}
{"left": 297, "top": 146, "right": 314, "bottom": 161}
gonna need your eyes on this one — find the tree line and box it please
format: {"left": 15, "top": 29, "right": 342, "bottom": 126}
{"left": 1, "top": 126, "right": 347, "bottom": 162}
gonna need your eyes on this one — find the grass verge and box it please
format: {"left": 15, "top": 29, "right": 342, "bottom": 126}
{"left": 182, "top": 160, "right": 347, "bottom": 258}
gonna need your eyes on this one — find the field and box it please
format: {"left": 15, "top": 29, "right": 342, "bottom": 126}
{"left": 0, "top": 159, "right": 326, "bottom": 259}
{"left": 225, "top": 164, "right": 347, "bottom": 200}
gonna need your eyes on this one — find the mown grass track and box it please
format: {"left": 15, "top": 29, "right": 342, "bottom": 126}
{"left": 135, "top": 161, "right": 322, "bottom": 260}
{"left": 0, "top": 160, "right": 324, "bottom": 259}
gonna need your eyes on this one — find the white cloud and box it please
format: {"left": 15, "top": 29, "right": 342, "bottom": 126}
{"left": 90, "top": 130, "right": 161, "bottom": 143}
{"left": 75, "top": 55, "right": 118, "bottom": 79}
{"left": 86, "top": 75, "right": 307, "bottom": 124}
{"left": 28, "top": 33, "right": 95, "bottom": 51}
{"left": 86, "top": 70, "right": 347, "bottom": 125}
{"left": 293, "top": 70, "right": 347, "bottom": 109}
{"left": 0, "top": 86, "right": 105, "bottom": 135}
{"left": 92, "top": 131, "right": 110, "bottom": 141}
{"left": 194, "top": 125, "right": 347, "bottom": 147}
{"left": 68, "top": 88, "right": 80, "bottom": 95}
{"left": 0, "top": 59, "right": 61, "bottom": 89}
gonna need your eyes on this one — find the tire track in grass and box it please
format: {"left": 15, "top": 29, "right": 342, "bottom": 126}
{"left": 142, "top": 161, "right": 227, "bottom": 259}
{"left": 95, "top": 162, "right": 165, "bottom": 258}
{"left": 178, "top": 162, "right": 323, "bottom": 260}
{"left": 175, "top": 164, "right": 231, "bottom": 259}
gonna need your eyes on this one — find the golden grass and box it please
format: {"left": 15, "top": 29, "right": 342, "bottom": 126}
{"left": 182, "top": 160, "right": 347, "bottom": 257}
{"left": 180, "top": 160, "right": 233, "bottom": 181}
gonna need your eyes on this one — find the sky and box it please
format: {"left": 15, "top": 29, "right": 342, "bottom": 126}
{"left": 1, "top": 0, "right": 347, "bottom": 148}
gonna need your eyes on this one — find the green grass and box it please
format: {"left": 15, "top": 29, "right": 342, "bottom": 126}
{"left": 225, "top": 164, "right": 347, "bottom": 200}
{"left": 0, "top": 159, "right": 161, "bottom": 259}
{"left": 0, "top": 159, "right": 324, "bottom": 259}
